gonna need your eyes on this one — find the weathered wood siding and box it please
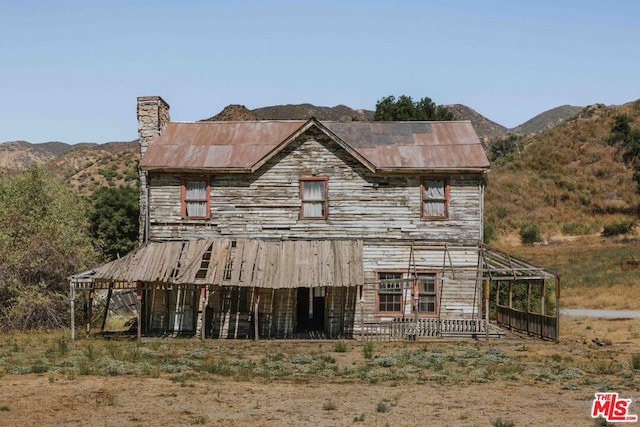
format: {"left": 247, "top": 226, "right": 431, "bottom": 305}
{"left": 361, "top": 244, "right": 481, "bottom": 324}
{"left": 147, "top": 128, "right": 484, "bottom": 326}
{"left": 147, "top": 130, "right": 483, "bottom": 244}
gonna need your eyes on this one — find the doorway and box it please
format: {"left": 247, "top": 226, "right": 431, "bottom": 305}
{"left": 296, "top": 287, "right": 325, "bottom": 333}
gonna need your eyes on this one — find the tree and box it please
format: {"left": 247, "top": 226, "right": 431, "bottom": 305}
{"left": 373, "top": 95, "right": 455, "bottom": 121}
{"left": 0, "top": 166, "right": 98, "bottom": 330}
{"left": 90, "top": 185, "right": 140, "bottom": 261}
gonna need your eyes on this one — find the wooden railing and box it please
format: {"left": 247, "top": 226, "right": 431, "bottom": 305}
{"left": 357, "top": 318, "right": 485, "bottom": 341}
{"left": 496, "top": 305, "right": 557, "bottom": 341}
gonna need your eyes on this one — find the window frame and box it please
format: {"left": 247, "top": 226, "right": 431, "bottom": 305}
{"left": 181, "top": 177, "right": 211, "bottom": 220}
{"left": 376, "top": 271, "right": 404, "bottom": 315}
{"left": 299, "top": 176, "right": 328, "bottom": 220}
{"left": 421, "top": 176, "right": 450, "bottom": 220}
{"left": 375, "top": 270, "right": 439, "bottom": 317}
{"left": 415, "top": 272, "right": 438, "bottom": 315}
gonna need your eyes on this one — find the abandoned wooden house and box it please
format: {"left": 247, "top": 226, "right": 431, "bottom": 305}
{"left": 70, "top": 96, "right": 560, "bottom": 341}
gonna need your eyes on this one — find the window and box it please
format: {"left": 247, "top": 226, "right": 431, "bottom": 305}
{"left": 377, "top": 272, "right": 403, "bottom": 313}
{"left": 416, "top": 273, "right": 437, "bottom": 314}
{"left": 422, "top": 177, "right": 449, "bottom": 219}
{"left": 300, "top": 177, "right": 327, "bottom": 219}
{"left": 181, "top": 178, "right": 210, "bottom": 219}
{"left": 376, "top": 271, "right": 439, "bottom": 316}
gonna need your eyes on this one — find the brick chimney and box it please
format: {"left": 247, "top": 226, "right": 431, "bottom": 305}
{"left": 137, "top": 96, "right": 170, "bottom": 244}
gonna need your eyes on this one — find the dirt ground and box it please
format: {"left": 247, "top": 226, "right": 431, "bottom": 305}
{"left": 1, "top": 316, "right": 639, "bottom": 427}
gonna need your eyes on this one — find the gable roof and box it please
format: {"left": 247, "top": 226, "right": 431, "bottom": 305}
{"left": 140, "top": 118, "right": 490, "bottom": 173}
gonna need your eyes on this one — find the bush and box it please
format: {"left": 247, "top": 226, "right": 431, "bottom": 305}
{"left": 631, "top": 353, "right": 640, "bottom": 370}
{"left": 520, "top": 223, "right": 542, "bottom": 244}
{"left": 483, "top": 222, "right": 497, "bottom": 244}
{"left": 601, "top": 220, "right": 635, "bottom": 237}
{"left": 362, "top": 341, "right": 374, "bottom": 360}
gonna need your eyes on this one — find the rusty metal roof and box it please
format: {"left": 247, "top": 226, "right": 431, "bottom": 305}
{"left": 140, "top": 119, "right": 489, "bottom": 172}
{"left": 71, "top": 239, "right": 364, "bottom": 289}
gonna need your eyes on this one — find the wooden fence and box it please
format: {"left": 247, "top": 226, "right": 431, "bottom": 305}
{"left": 496, "top": 305, "right": 557, "bottom": 341}
{"left": 357, "top": 318, "right": 485, "bottom": 341}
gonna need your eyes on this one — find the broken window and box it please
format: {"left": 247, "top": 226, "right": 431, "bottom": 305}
{"left": 422, "top": 177, "right": 449, "bottom": 219}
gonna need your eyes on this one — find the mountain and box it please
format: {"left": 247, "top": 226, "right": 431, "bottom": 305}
{"left": 485, "top": 99, "right": 640, "bottom": 238}
{"left": 445, "top": 104, "right": 508, "bottom": 141}
{"left": 510, "top": 105, "right": 583, "bottom": 135}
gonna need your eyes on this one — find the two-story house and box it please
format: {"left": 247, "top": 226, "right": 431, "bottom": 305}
{"left": 70, "top": 96, "right": 558, "bottom": 341}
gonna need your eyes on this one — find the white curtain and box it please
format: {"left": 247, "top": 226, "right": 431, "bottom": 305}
{"left": 185, "top": 181, "right": 207, "bottom": 217}
{"left": 423, "top": 179, "right": 445, "bottom": 217}
{"left": 303, "top": 181, "right": 324, "bottom": 217}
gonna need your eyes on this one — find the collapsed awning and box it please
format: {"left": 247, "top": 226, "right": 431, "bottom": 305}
{"left": 71, "top": 239, "right": 363, "bottom": 290}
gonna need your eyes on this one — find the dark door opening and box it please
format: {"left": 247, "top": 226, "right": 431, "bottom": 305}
{"left": 296, "top": 287, "right": 325, "bottom": 333}
{"left": 296, "top": 288, "right": 310, "bottom": 332}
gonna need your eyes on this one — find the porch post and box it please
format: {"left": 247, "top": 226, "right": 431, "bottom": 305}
{"left": 527, "top": 282, "right": 531, "bottom": 335}
{"left": 86, "top": 289, "right": 94, "bottom": 336}
{"left": 136, "top": 282, "right": 142, "bottom": 340}
{"left": 70, "top": 282, "right": 75, "bottom": 341}
{"left": 540, "top": 280, "right": 546, "bottom": 338}
{"left": 253, "top": 287, "right": 260, "bottom": 341}
{"left": 555, "top": 277, "right": 560, "bottom": 343}
{"left": 484, "top": 279, "right": 489, "bottom": 342}
{"left": 508, "top": 282, "right": 513, "bottom": 331}
{"left": 101, "top": 283, "right": 113, "bottom": 332}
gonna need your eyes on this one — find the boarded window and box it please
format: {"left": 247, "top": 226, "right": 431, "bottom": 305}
{"left": 377, "top": 272, "right": 403, "bottom": 313}
{"left": 422, "top": 177, "right": 449, "bottom": 219}
{"left": 300, "top": 177, "right": 327, "bottom": 219}
{"left": 182, "top": 178, "right": 210, "bottom": 219}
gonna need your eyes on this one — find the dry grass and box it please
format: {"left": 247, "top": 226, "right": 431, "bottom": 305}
{"left": 1, "top": 316, "right": 639, "bottom": 426}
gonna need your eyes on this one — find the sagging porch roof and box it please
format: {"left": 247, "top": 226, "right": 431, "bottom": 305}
{"left": 480, "top": 245, "right": 559, "bottom": 281}
{"left": 71, "top": 239, "right": 364, "bottom": 290}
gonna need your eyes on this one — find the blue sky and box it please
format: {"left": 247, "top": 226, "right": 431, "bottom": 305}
{"left": 1, "top": 0, "right": 639, "bottom": 144}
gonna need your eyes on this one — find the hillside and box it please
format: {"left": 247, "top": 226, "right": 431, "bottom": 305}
{"left": 510, "top": 105, "right": 583, "bottom": 135}
{"left": 253, "top": 103, "right": 374, "bottom": 121}
{"left": 445, "top": 104, "right": 508, "bottom": 141}
{"left": 485, "top": 100, "right": 640, "bottom": 239}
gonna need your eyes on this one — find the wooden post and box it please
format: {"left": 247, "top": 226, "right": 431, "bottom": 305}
{"left": 253, "top": 287, "right": 260, "bottom": 341}
{"left": 70, "top": 282, "right": 75, "bottom": 341}
{"left": 484, "top": 279, "right": 489, "bottom": 342}
{"left": 555, "top": 277, "right": 560, "bottom": 343}
{"left": 101, "top": 283, "right": 113, "bottom": 333}
{"left": 526, "top": 282, "right": 531, "bottom": 335}
{"left": 508, "top": 282, "right": 513, "bottom": 331}
{"left": 86, "top": 289, "right": 94, "bottom": 336}
{"left": 541, "top": 280, "right": 546, "bottom": 338}
{"left": 359, "top": 285, "right": 364, "bottom": 342}
{"left": 136, "top": 282, "right": 142, "bottom": 341}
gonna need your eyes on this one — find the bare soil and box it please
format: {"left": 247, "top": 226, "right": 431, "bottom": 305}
{"left": 1, "top": 316, "right": 639, "bottom": 427}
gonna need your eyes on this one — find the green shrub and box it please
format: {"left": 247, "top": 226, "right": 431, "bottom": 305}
{"left": 483, "top": 222, "right": 497, "bottom": 244}
{"left": 601, "top": 220, "right": 635, "bottom": 236}
{"left": 362, "top": 341, "right": 374, "bottom": 360}
{"left": 491, "top": 418, "right": 515, "bottom": 427}
{"left": 376, "top": 402, "right": 389, "bottom": 413}
{"left": 520, "top": 223, "right": 542, "bottom": 244}
{"left": 334, "top": 341, "right": 348, "bottom": 353}
{"left": 631, "top": 353, "right": 640, "bottom": 370}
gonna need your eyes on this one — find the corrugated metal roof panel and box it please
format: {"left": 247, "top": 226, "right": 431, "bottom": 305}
{"left": 141, "top": 121, "right": 306, "bottom": 170}
{"left": 140, "top": 119, "right": 489, "bottom": 172}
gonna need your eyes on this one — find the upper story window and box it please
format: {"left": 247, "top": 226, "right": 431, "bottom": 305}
{"left": 422, "top": 177, "right": 449, "bottom": 219}
{"left": 181, "top": 177, "right": 210, "bottom": 219}
{"left": 300, "top": 177, "right": 327, "bottom": 219}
